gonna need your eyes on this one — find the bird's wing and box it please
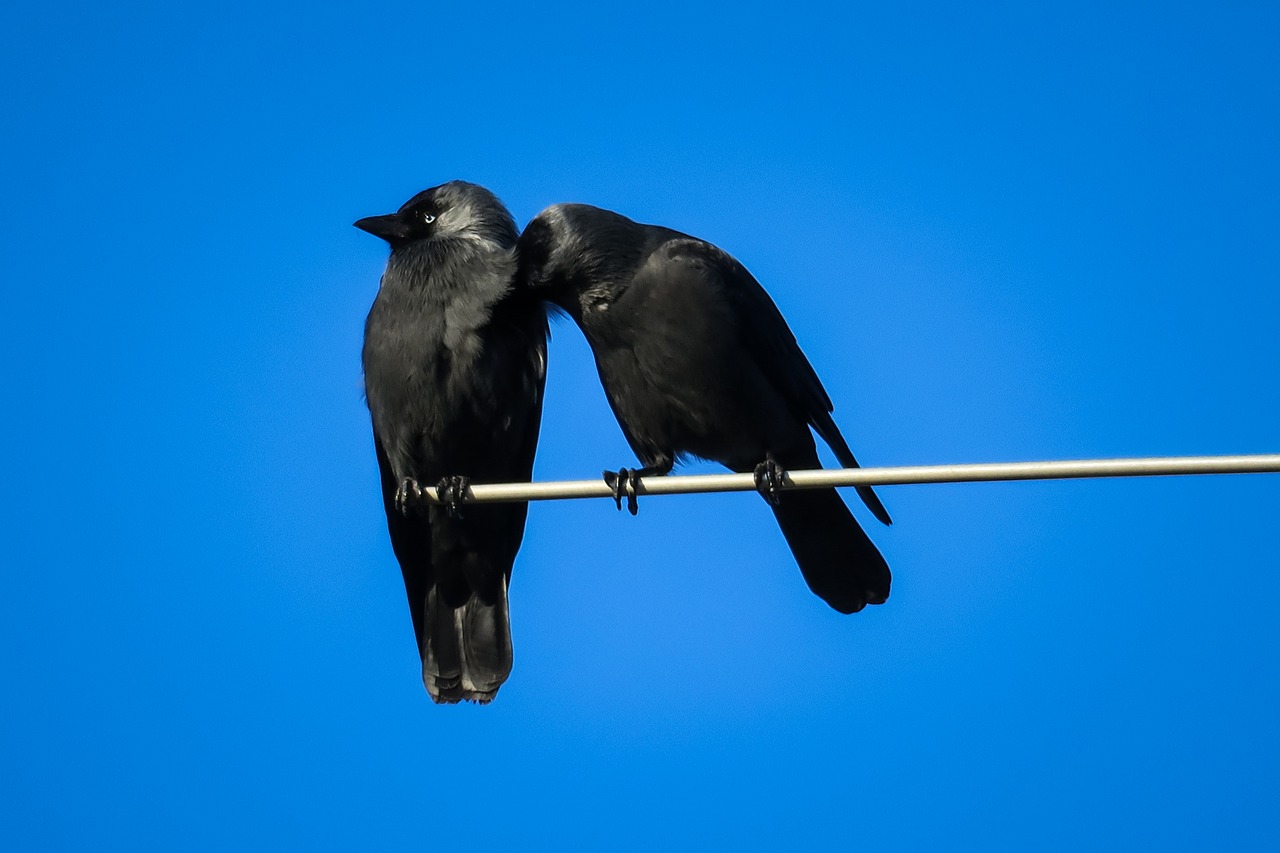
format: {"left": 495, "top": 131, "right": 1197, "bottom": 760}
{"left": 671, "top": 239, "right": 892, "bottom": 525}
{"left": 373, "top": 432, "right": 432, "bottom": 653}
{"left": 501, "top": 302, "right": 549, "bottom": 486}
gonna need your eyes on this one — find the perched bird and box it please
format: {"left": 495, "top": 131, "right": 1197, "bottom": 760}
{"left": 356, "top": 181, "right": 547, "bottom": 702}
{"left": 516, "top": 203, "right": 891, "bottom": 614}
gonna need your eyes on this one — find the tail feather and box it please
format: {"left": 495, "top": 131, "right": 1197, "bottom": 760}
{"left": 770, "top": 487, "right": 891, "bottom": 613}
{"left": 810, "top": 411, "right": 893, "bottom": 527}
{"left": 421, "top": 581, "right": 513, "bottom": 704}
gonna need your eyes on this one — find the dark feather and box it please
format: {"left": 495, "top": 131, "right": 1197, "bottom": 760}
{"left": 360, "top": 181, "right": 547, "bottom": 702}
{"left": 517, "top": 202, "right": 891, "bottom": 613}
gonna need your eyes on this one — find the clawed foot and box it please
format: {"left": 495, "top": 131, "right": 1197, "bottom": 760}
{"left": 753, "top": 459, "right": 787, "bottom": 506}
{"left": 436, "top": 475, "right": 470, "bottom": 519}
{"left": 603, "top": 468, "right": 641, "bottom": 516}
{"left": 395, "top": 477, "right": 427, "bottom": 516}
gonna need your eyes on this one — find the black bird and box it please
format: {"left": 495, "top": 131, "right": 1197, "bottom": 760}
{"left": 516, "top": 203, "right": 891, "bottom": 614}
{"left": 356, "top": 181, "right": 547, "bottom": 702}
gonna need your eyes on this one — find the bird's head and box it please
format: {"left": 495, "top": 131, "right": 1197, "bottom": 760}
{"left": 516, "top": 203, "right": 646, "bottom": 315}
{"left": 353, "top": 180, "right": 518, "bottom": 251}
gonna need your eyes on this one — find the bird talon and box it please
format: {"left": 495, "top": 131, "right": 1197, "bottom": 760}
{"left": 753, "top": 459, "right": 786, "bottom": 506}
{"left": 602, "top": 468, "right": 643, "bottom": 514}
{"left": 436, "top": 475, "right": 470, "bottom": 519}
{"left": 602, "top": 468, "right": 629, "bottom": 512}
{"left": 624, "top": 470, "right": 640, "bottom": 516}
{"left": 395, "top": 477, "right": 426, "bottom": 516}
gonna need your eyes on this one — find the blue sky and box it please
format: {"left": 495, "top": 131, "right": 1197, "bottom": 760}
{"left": 5, "top": 2, "right": 1280, "bottom": 849}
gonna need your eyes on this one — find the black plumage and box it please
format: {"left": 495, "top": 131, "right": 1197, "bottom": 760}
{"left": 516, "top": 203, "right": 890, "bottom": 614}
{"left": 357, "top": 181, "right": 547, "bottom": 702}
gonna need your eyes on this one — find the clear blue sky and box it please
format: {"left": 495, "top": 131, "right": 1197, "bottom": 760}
{"left": 5, "top": 2, "right": 1279, "bottom": 849}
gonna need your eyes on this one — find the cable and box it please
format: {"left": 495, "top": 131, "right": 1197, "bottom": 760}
{"left": 414, "top": 454, "right": 1280, "bottom": 505}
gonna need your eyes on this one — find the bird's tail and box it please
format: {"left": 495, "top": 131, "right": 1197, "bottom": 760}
{"left": 770, "top": 487, "right": 891, "bottom": 614}
{"left": 421, "top": 579, "right": 513, "bottom": 704}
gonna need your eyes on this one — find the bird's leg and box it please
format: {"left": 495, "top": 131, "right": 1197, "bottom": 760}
{"left": 435, "top": 475, "right": 470, "bottom": 519}
{"left": 602, "top": 457, "right": 673, "bottom": 516}
{"left": 753, "top": 457, "right": 787, "bottom": 507}
{"left": 395, "top": 477, "right": 427, "bottom": 516}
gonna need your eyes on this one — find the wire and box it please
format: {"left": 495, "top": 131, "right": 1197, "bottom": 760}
{"left": 417, "top": 454, "right": 1280, "bottom": 505}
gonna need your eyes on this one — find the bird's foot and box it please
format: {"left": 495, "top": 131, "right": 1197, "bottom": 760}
{"left": 753, "top": 459, "right": 787, "bottom": 506}
{"left": 435, "top": 475, "right": 470, "bottom": 519}
{"left": 395, "top": 477, "right": 427, "bottom": 516}
{"left": 602, "top": 468, "right": 641, "bottom": 516}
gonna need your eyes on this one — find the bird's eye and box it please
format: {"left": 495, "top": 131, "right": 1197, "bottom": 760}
{"left": 422, "top": 213, "right": 437, "bottom": 224}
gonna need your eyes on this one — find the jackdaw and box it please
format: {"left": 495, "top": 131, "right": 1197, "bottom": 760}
{"left": 357, "top": 180, "right": 547, "bottom": 702}
{"left": 516, "top": 203, "right": 890, "bottom": 613}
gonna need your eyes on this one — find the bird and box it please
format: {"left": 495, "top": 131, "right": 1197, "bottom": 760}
{"left": 356, "top": 180, "right": 547, "bottom": 702}
{"left": 516, "top": 202, "right": 891, "bottom": 614}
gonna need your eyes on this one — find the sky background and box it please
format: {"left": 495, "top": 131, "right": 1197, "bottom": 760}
{"left": 5, "top": 2, "right": 1280, "bottom": 849}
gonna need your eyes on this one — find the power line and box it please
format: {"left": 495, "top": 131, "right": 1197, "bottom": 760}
{"left": 416, "top": 454, "right": 1280, "bottom": 506}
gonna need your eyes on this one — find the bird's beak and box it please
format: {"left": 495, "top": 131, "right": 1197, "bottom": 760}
{"left": 353, "top": 212, "right": 410, "bottom": 243}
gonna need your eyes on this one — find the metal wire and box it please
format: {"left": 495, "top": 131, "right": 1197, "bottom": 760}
{"left": 417, "top": 454, "right": 1280, "bottom": 505}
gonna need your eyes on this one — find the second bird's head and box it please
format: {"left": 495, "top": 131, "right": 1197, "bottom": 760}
{"left": 353, "top": 180, "right": 518, "bottom": 251}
